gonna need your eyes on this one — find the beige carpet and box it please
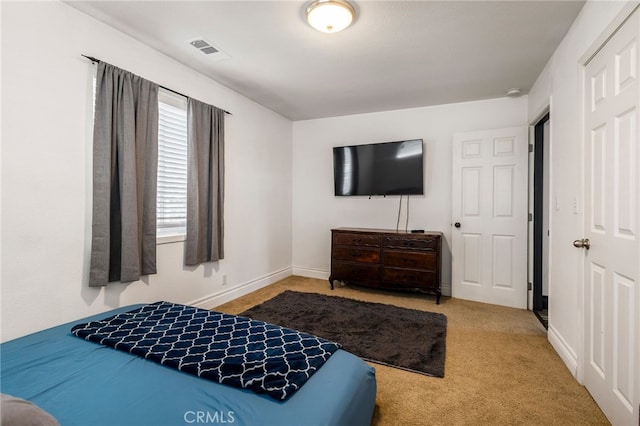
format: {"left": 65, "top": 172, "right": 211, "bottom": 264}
{"left": 215, "top": 276, "right": 609, "bottom": 425}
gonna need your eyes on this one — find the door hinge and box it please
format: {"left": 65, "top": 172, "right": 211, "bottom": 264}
{"left": 528, "top": 213, "right": 533, "bottom": 222}
{"left": 529, "top": 143, "right": 534, "bottom": 153}
{"left": 528, "top": 282, "right": 532, "bottom": 291}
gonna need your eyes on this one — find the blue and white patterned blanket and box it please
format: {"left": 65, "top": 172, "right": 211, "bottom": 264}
{"left": 71, "top": 301, "right": 341, "bottom": 400}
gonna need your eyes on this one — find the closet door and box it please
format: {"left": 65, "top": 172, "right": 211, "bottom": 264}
{"left": 582, "top": 7, "right": 640, "bottom": 425}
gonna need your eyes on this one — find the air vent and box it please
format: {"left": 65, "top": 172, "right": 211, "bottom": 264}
{"left": 188, "top": 37, "right": 219, "bottom": 55}
{"left": 185, "top": 37, "right": 231, "bottom": 62}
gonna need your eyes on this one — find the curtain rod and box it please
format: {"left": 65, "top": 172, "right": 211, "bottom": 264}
{"left": 82, "top": 54, "right": 232, "bottom": 116}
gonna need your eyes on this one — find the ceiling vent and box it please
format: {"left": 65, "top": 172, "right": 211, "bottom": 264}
{"left": 189, "top": 38, "right": 218, "bottom": 55}
{"left": 185, "top": 37, "right": 230, "bottom": 61}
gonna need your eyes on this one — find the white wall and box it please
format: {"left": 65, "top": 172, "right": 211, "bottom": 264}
{"left": 527, "top": 0, "right": 632, "bottom": 376}
{"left": 291, "top": 97, "right": 528, "bottom": 294}
{"left": 0, "top": 1, "right": 292, "bottom": 342}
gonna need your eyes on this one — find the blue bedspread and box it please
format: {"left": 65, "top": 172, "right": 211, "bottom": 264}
{"left": 71, "top": 301, "right": 341, "bottom": 400}
{"left": 1, "top": 305, "right": 377, "bottom": 426}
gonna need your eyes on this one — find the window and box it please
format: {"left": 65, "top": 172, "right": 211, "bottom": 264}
{"left": 92, "top": 78, "right": 189, "bottom": 241}
{"left": 157, "top": 89, "right": 188, "bottom": 238}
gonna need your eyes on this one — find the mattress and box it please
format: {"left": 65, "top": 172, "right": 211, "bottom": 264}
{"left": 0, "top": 305, "right": 377, "bottom": 426}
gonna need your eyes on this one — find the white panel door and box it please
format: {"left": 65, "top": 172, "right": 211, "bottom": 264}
{"left": 452, "top": 127, "right": 528, "bottom": 309}
{"left": 583, "top": 7, "right": 640, "bottom": 425}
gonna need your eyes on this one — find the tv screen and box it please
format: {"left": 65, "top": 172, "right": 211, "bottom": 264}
{"left": 333, "top": 139, "right": 424, "bottom": 196}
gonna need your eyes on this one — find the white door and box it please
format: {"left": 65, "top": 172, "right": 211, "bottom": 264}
{"left": 583, "top": 7, "right": 640, "bottom": 425}
{"left": 451, "top": 126, "right": 529, "bottom": 309}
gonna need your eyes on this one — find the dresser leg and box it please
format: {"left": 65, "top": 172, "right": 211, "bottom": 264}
{"left": 436, "top": 292, "right": 441, "bottom": 304}
{"left": 328, "top": 278, "right": 334, "bottom": 290}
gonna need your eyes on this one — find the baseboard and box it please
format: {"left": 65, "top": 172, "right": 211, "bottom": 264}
{"left": 188, "top": 267, "right": 293, "bottom": 309}
{"left": 292, "top": 266, "right": 329, "bottom": 280}
{"left": 548, "top": 323, "right": 578, "bottom": 378}
{"left": 441, "top": 282, "right": 452, "bottom": 297}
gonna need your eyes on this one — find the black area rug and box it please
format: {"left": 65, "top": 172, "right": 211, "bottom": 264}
{"left": 239, "top": 291, "right": 447, "bottom": 377}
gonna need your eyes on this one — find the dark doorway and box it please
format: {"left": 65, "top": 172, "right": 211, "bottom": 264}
{"left": 533, "top": 113, "right": 550, "bottom": 329}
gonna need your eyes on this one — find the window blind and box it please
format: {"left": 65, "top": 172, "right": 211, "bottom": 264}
{"left": 157, "top": 90, "right": 188, "bottom": 235}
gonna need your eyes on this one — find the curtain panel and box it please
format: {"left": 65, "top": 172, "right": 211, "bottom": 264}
{"left": 89, "top": 62, "right": 159, "bottom": 287}
{"left": 185, "top": 98, "right": 225, "bottom": 265}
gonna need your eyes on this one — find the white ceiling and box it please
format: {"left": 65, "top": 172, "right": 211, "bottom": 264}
{"left": 67, "top": 0, "right": 585, "bottom": 121}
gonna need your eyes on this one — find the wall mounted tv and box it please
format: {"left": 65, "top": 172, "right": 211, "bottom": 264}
{"left": 333, "top": 139, "right": 424, "bottom": 196}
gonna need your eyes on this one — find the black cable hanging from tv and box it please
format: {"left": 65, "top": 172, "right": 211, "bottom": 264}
{"left": 81, "top": 54, "right": 232, "bottom": 116}
{"left": 396, "top": 195, "right": 403, "bottom": 232}
{"left": 406, "top": 195, "right": 410, "bottom": 233}
{"left": 395, "top": 195, "right": 411, "bottom": 233}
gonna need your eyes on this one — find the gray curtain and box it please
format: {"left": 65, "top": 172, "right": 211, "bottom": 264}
{"left": 89, "top": 62, "right": 159, "bottom": 287}
{"left": 185, "top": 98, "right": 225, "bottom": 265}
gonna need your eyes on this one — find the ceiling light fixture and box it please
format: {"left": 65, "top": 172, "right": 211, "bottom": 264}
{"left": 306, "top": 0, "right": 356, "bottom": 33}
{"left": 506, "top": 88, "right": 522, "bottom": 97}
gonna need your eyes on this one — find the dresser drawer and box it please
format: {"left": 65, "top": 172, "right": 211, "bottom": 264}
{"left": 384, "top": 250, "right": 437, "bottom": 270}
{"left": 382, "top": 268, "right": 438, "bottom": 287}
{"left": 333, "top": 247, "right": 381, "bottom": 264}
{"left": 383, "top": 236, "right": 438, "bottom": 251}
{"left": 332, "top": 262, "right": 381, "bottom": 282}
{"left": 333, "top": 233, "right": 381, "bottom": 248}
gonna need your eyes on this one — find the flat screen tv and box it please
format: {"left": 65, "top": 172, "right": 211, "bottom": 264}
{"left": 333, "top": 139, "right": 424, "bottom": 196}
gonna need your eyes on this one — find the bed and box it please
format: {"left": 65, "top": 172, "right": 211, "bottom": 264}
{"left": 0, "top": 304, "right": 377, "bottom": 426}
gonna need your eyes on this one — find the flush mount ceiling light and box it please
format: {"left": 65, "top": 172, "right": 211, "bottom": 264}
{"left": 506, "top": 88, "right": 522, "bottom": 97}
{"left": 306, "top": 0, "right": 356, "bottom": 33}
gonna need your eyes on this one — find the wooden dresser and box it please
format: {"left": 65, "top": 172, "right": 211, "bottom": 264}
{"left": 329, "top": 228, "right": 443, "bottom": 303}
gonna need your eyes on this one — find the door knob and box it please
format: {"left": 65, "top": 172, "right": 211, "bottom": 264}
{"left": 573, "top": 238, "right": 590, "bottom": 250}
{"left": 454, "top": 222, "right": 461, "bottom": 228}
